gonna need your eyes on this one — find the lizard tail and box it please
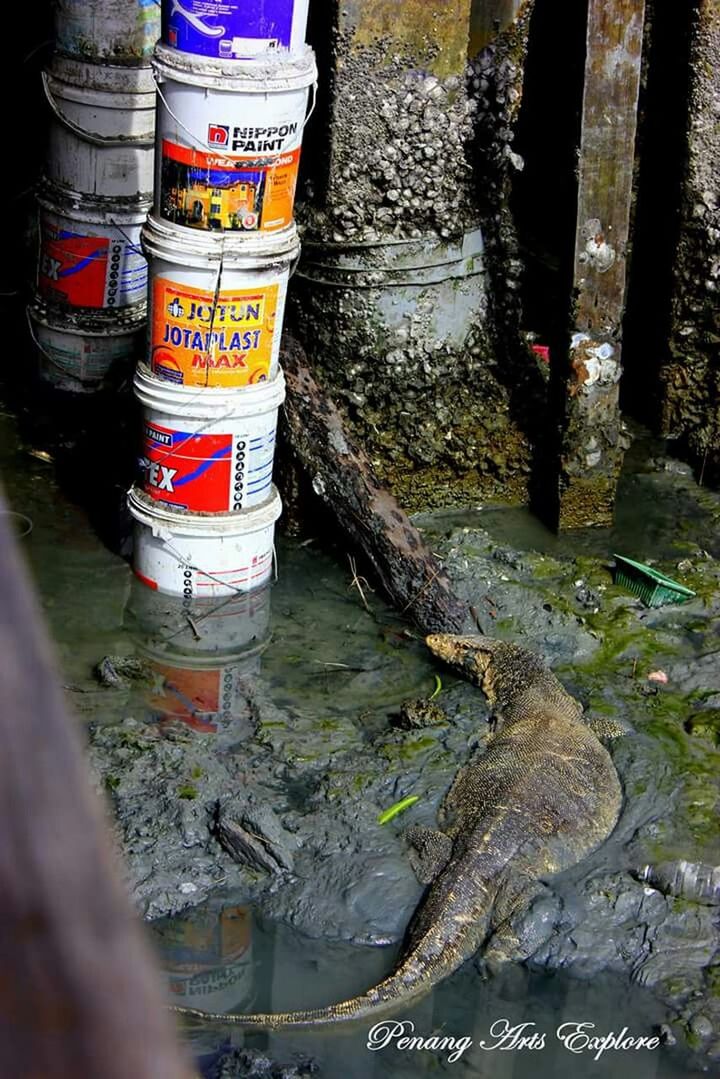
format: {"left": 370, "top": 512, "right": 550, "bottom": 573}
{"left": 170, "top": 969, "right": 425, "bottom": 1030}
{"left": 170, "top": 911, "right": 492, "bottom": 1030}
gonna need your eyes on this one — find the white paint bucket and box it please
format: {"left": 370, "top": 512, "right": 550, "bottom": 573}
{"left": 152, "top": 43, "right": 316, "bottom": 235}
{"left": 54, "top": 0, "right": 161, "bottom": 64}
{"left": 128, "top": 484, "right": 281, "bottom": 597}
{"left": 142, "top": 214, "right": 299, "bottom": 388}
{"left": 44, "top": 57, "right": 156, "bottom": 200}
{"left": 28, "top": 296, "right": 145, "bottom": 392}
{"left": 162, "top": 0, "right": 309, "bottom": 60}
{"left": 37, "top": 185, "right": 149, "bottom": 310}
{"left": 134, "top": 364, "right": 285, "bottom": 513}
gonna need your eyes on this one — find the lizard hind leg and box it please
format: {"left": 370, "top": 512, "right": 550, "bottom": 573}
{"left": 481, "top": 878, "right": 555, "bottom": 975}
{"left": 404, "top": 824, "right": 453, "bottom": 885}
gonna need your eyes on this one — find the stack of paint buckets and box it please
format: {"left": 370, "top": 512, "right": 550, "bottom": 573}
{"left": 28, "top": 0, "right": 160, "bottom": 393}
{"left": 128, "top": 0, "right": 316, "bottom": 599}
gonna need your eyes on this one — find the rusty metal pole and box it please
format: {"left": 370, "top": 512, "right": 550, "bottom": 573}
{"left": 554, "top": 0, "right": 645, "bottom": 529}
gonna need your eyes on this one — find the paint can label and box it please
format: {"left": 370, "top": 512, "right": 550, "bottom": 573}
{"left": 39, "top": 222, "right": 147, "bottom": 308}
{"left": 160, "top": 139, "right": 300, "bottom": 234}
{"left": 151, "top": 277, "right": 279, "bottom": 387}
{"left": 141, "top": 421, "right": 276, "bottom": 512}
{"left": 163, "top": 0, "right": 295, "bottom": 58}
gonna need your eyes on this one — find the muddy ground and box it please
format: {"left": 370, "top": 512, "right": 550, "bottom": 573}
{"left": 73, "top": 433, "right": 720, "bottom": 1071}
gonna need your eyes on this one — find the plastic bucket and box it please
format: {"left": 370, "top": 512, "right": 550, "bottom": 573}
{"left": 44, "top": 58, "right": 156, "bottom": 199}
{"left": 162, "top": 0, "right": 309, "bottom": 59}
{"left": 142, "top": 214, "right": 299, "bottom": 387}
{"left": 37, "top": 185, "right": 149, "bottom": 310}
{"left": 152, "top": 43, "right": 316, "bottom": 235}
{"left": 54, "top": 0, "right": 161, "bottom": 64}
{"left": 134, "top": 364, "right": 284, "bottom": 513}
{"left": 28, "top": 296, "right": 144, "bottom": 392}
{"left": 128, "top": 484, "right": 281, "bottom": 597}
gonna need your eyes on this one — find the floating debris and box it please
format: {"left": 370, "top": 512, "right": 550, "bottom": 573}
{"left": 377, "top": 795, "right": 420, "bottom": 826}
{"left": 647, "top": 670, "right": 669, "bottom": 684}
{"left": 613, "top": 554, "right": 696, "bottom": 608}
{"left": 429, "top": 674, "right": 443, "bottom": 701}
{"left": 634, "top": 860, "right": 720, "bottom": 905}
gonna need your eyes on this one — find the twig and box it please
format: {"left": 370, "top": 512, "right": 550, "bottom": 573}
{"left": 348, "top": 554, "right": 373, "bottom": 613}
{"left": 469, "top": 605, "right": 486, "bottom": 635}
{"left": 401, "top": 568, "right": 440, "bottom": 614}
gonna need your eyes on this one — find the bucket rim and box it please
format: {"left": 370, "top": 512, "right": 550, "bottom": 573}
{"left": 134, "top": 363, "right": 286, "bottom": 416}
{"left": 152, "top": 41, "right": 317, "bottom": 91}
{"left": 29, "top": 296, "right": 147, "bottom": 335}
{"left": 37, "top": 186, "right": 151, "bottom": 225}
{"left": 45, "top": 69, "right": 157, "bottom": 108}
{"left": 128, "top": 484, "right": 282, "bottom": 533}
{"left": 136, "top": 634, "right": 271, "bottom": 669}
{"left": 141, "top": 214, "right": 300, "bottom": 267}
{"left": 49, "top": 54, "right": 157, "bottom": 93}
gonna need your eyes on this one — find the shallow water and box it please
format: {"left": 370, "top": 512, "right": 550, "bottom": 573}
{"left": 156, "top": 898, "right": 704, "bottom": 1078}
{"left": 1, "top": 407, "right": 716, "bottom": 1078}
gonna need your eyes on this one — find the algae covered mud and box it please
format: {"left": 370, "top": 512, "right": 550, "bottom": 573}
{"left": 2, "top": 402, "right": 719, "bottom": 1076}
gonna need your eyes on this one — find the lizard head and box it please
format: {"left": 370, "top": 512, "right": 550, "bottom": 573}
{"left": 425, "top": 634, "right": 502, "bottom": 702}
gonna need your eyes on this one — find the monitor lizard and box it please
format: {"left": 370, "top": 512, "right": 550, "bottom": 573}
{"left": 172, "top": 634, "right": 623, "bottom": 1029}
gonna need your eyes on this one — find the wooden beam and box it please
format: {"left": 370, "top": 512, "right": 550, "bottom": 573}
{"left": 280, "top": 339, "right": 471, "bottom": 635}
{"left": 0, "top": 490, "right": 194, "bottom": 1079}
{"left": 554, "top": 0, "right": 645, "bottom": 529}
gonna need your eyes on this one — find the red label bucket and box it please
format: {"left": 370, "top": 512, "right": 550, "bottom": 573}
{"left": 38, "top": 188, "right": 149, "bottom": 310}
{"left": 134, "top": 365, "right": 284, "bottom": 512}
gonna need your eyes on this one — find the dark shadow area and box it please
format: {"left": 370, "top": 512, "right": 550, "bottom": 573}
{"left": 509, "top": 0, "right": 587, "bottom": 526}
{"left": 0, "top": 0, "right": 140, "bottom": 559}
{"left": 511, "top": 0, "right": 586, "bottom": 350}
{"left": 621, "top": 0, "right": 696, "bottom": 429}
{"left": 297, "top": 0, "right": 339, "bottom": 210}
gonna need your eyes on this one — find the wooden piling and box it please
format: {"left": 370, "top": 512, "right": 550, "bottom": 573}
{"left": 554, "top": 0, "right": 645, "bottom": 529}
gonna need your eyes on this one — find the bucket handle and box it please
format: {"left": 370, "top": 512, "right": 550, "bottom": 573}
{"left": 25, "top": 305, "right": 95, "bottom": 383}
{"left": 304, "top": 81, "right": 318, "bottom": 131}
{"left": 154, "top": 76, "right": 319, "bottom": 155}
{"left": 41, "top": 70, "right": 155, "bottom": 148}
{"left": 155, "top": 531, "right": 270, "bottom": 597}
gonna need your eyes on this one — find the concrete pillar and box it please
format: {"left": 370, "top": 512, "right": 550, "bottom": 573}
{"left": 553, "top": 0, "right": 644, "bottom": 529}
{"left": 662, "top": 0, "right": 720, "bottom": 484}
{"left": 289, "top": 1, "right": 535, "bottom": 510}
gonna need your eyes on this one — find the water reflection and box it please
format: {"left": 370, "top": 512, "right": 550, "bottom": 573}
{"left": 152, "top": 901, "right": 256, "bottom": 1016}
{"left": 123, "top": 578, "right": 271, "bottom": 736}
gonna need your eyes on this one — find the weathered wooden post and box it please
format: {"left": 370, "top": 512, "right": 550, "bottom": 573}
{"left": 553, "top": 0, "right": 645, "bottom": 529}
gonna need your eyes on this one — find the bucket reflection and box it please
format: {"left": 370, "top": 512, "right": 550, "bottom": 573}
{"left": 124, "top": 576, "right": 271, "bottom": 735}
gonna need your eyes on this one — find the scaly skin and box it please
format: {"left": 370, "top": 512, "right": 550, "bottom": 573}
{"left": 172, "top": 635, "right": 622, "bottom": 1029}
